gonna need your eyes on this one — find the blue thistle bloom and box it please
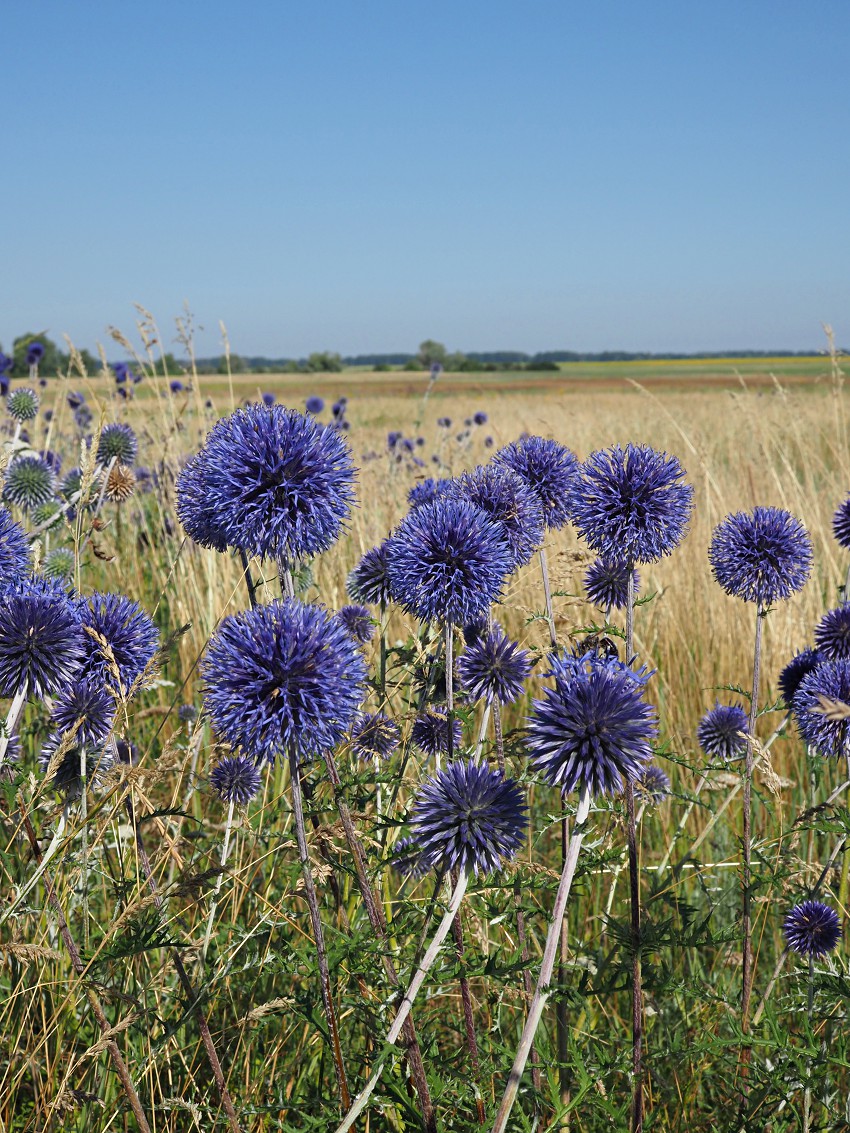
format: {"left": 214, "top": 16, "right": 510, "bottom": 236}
{"left": 336, "top": 603, "right": 375, "bottom": 644}
{"left": 430, "top": 363, "right": 443, "bottom": 381}
{"left": 78, "top": 593, "right": 160, "bottom": 692}
{"left": 67, "top": 390, "right": 85, "bottom": 409}
{"left": 387, "top": 430, "right": 402, "bottom": 449}
{"left": 815, "top": 606, "right": 850, "bottom": 661}
{"left": 170, "top": 379, "right": 185, "bottom": 393}
{"left": 437, "top": 417, "right": 452, "bottom": 428}
{"left": 0, "top": 578, "right": 85, "bottom": 697}
{"left": 833, "top": 496, "right": 850, "bottom": 549}
{"left": 411, "top": 707, "right": 463, "bottom": 757}
{"left": 2, "top": 455, "right": 56, "bottom": 512}
{"left": 97, "top": 423, "right": 138, "bottom": 466}
{"left": 636, "top": 763, "right": 671, "bottom": 805}
{"left": 794, "top": 658, "right": 850, "bottom": 759}
{"left": 350, "top": 712, "right": 401, "bottom": 761}
{"left": 74, "top": 407, "right": 93, "bottom": 429}
{"left": 39, "top": 740, "right": 113, "bottom": 799}
{"left": 407, "top": 477, "right": 453, "bottom": 508}
{"left": 409, "top": 759, "right": 527, "bottom": 876}
{"left": 697, "top": 703, "right": 749, "bottom": 760}
{"left": 113, "top": 362, "right": 128, "bottom": 382}
{"left": 7, "top": 388, "right": 40, "bottom": 422}
{"left": 50, "top": 678, "right": 116, "bottom": 748}
{"left": 457, "top": 627, "right": 532, "bottom": 705}
{"left": 176, "top": 404, "right": 356, "bottom": 562}
{"left": 708, "top": 506, "right": 812, "bottom": 607}
{"left": 584, "top": 557, "right": 641, "bottom": 611}
{"left": 25, "top": 343, "right": 44, "bottom": 366}
{"left": 462, "top": 617, "right": 488, "bottom": 647}
{"left": 210, "top": 755, "right": 262, "bottom": 805}
{"left": 390, "top": 835, "right": 427, "bottom": 880}
{"left": 526, "top": 651, "right": 657, "bottom": 798}
{"left": 386, "top": 497, "right": 512, "bottom": 625}
{"left": 305, "top": 396, "right": 324, "bottom": 414}
{"left": 261, "top": 391, "right": 276, "bottom": 406}
{"left": 0, "top": 507, "right": 30, "bottom": 588}
{"left": 473, "top": 411, "right": 488, "bottom": 426}
{"left": 347, "top": 542, "right": 392, "bottom": 606}
{"left": 202, "top": 597, "right": 367, "bottom": 764}
{"left": 571, "top": 444, "right": 693, "bottom": 564}
{"left": 778, "top": 647, "right": 821, "bottom": 707}
{"left": 783, "top": 900, "right": 842, "bottom": 957}
{"left": 448, "top": 464, "right": 544, "bottom": 570}
{"left": 493, "top": 435, "right": 579, "bottom": 530}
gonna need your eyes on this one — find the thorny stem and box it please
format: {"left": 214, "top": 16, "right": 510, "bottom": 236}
{"left": 0, "top": 681, "right": 28, "bottom": 769}
{"left": 803, "top": 954, "right": 814, "bottom": 1133}
{"left": 625, "top": 567, "right": 644, "bottom": 1132}
{"left": 741, "top": 607, "right": 764, "bottom": 1078}
{"left": 490, "top": 788, "right": 592, "bottom": 1133}
{"left": 450, "top": 867, "right": 487, "bottom": 1124}
{"left": 444, "top": 620, "right": 454, "bottom": 769}
{"left": 539, "top": 546, "right": 558, "bottom": 652}
{"left": 287, "top": 746, "right": 350, "bottom": 1110}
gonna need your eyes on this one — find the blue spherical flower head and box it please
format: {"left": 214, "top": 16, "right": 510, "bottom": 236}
{"left": 833, "top": 496, "right": 850, "bottom": 549}
{"left": 571, "top": 444, "right": 693, "bottom": 565}
{"left": 794, "top": 658, "right": 850, "bottom": 759}
{"left": 0, "top": 578, "right": 85, "bottom": 697}
{"left": 350, "top": 712, "right": 401, "bottom": 761}
{"left": 409, "top": 760, "right": 527, "bottom": 876}
{"left": 457, "top": 627, "right": 532, "bottom": 705}
{"left": 347, "top": 542, "right": 392, "bottom": 606}
{"left": 97, "top": 422, "right": 138, "bottom": 466}
{"left": 386, "top": 497, "right": 512, "bottom": 625}
{"left": 493, "top": 435, "right": 579, "bottom": 530}
{"left": 697, "top": 702, "right": 749, "bottom": 760}
{"left": 783, "top": 900, "right": 842, "bottom": 957}
{"left": 778, "top": 647, "right": 821, "bottom": 707}
{"left": 0, "top": 507, "right": 30, "bottom": 588}
{"left": 584, "top": 557, "right": 641, "bottom": 611}
{"left": 50, "top": 678, "right": 116, "bottom": 748}
{"left": 305, "top": 396, "right": 324, "bottom": 414}
{"left": 636, "top": 763, "right": 671, "bottom": 805}
{"left": 170, "top": 379, "right": 185, "bottom": 394}
{"left": 175, "top": 452, "right": 229, "bottom": 552}
{"left": 39, "top": 739, "right": 113, "bottom": 799}
{"left": 261, "top": 391, "right": 276, "bottom": 407}
{"left": 67, "top": 390, "right": 85, "bottom": 410}
{"left": 177, "top": 403, "right": 357, "bottom": 562}
{"left": 7, "top": 388, "right": 40, "bottom": 422}
{"left": 527, "top": 650, "right": 657, "bottom": 798}
{"left": 815, "top": 606, "right": 850, "bottom": 661}
{"left": 79, "top": 593, "right": 160, "bottom": 693}
{"left": 203, "top": 597, "right": 367, "bottom": 764}
{"left": 473, "top": 411, "right": 488, "bottom": 426}
{"left": 709, "top": 506, "right": 812, "bottom": 607}
{"left": 448, "top": 465, "right": 544, "bottom": 570}
{"left": 26, "top": 342, "right": 45, "bottom": 367}
{"left": 408, "top": 477, "right": 453, "bottom": 508}
{"left": 2, "top": 456, "right": 56, "bottom": 512}
{"left": 336, "top": 603, "right": 375, "bottom": 644}
{"left": 210, "top": 755, "right": 262, "bottom": 805}
{"left": 411, "top": 707, "right": 463, "bottom": 757}
{"left": 390, "top": 834, "right": 427, "bottom": 880}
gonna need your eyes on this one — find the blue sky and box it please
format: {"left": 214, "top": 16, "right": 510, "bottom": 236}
{"left": 4, "top": 1, "right": 849, "bottom": 357}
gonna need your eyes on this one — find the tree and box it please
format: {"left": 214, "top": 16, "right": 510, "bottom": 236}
{"left": 416, "top": 340, "right": 448, "bottom": 369}
{"left": 305, "top": 352, "right": 343, "bottom": 373}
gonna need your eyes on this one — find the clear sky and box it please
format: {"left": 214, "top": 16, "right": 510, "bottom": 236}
{"left": 4, "top": 1, "right": 849, "bottom": 358}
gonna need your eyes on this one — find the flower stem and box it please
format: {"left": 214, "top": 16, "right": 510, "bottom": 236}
{"left": 741, "top": 607, "right": 764, "bottom": 1075}
{"left": 200, "top": 798, "right": 236, "bottom": 969}
{"left": 450, "top": 867, "right": 487, "bottom": 1124}
{"left": 490, "top": 788, "right": 591, "bottom": 1133}
{"left": 333, "top": 871, "right": 469, "bottom": 1133}
{"left": 625, "top": 567, "right": 644, "bottom": 1132}
{"left": 0, "top": 681, "right": 28, "bottom": 769}
{"left": 379, "top": 596, "right": 387, "bottom": 706}
{"left": 445, "top": 620, "right": 454, "bottom": 769}
{"left": 539, "top": 546, "right": 558, "bottom": 652}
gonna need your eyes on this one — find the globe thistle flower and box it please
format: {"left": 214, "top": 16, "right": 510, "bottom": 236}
{"left": 783, "top": 900, "right": 842, "bottom": 957}
{"left": 386, "top": 498, "right": 512, "bottom": 625}
{"left": 584, "top": 557, "right": 641, "bottom": 611}
{"left": 113, "top": 362, "right": 128, "bottom": 383}
{"left": 347, "top": 542, "right": 392, "bottom": 606}
{"left": 462, "top": 617, "right": 488, "bottom": 647}
{"left": 527, "top": 651, "right": 657, "bottom": 798}
{"left": 176, "top": 404, "right": 356, "bottom": 562}
{"left": 408, "top": 477, "right": 453, "bottom": 508}
{"left": 7, "top": 388, "right": 40, "bottom": 422}
{"left": 42, "top": 547, "right": 74, "bottom": 582}
{"left": 833, "top": 496, "right": 850, "bottom": 549}
{"left": 387, "top": 430, "right": 402, "bottom": 449}
{"left": 104, "top": 464, "right": 137, "bottom": 503}
{"left": 350, "top": 712, "right": 401, "bottom": 761}
{"left": 210, "top": 755, "right": 262, "bottom": 805}
{"left": 0, "top": 507, "right": 30, "bottom": 587}
{"left": 0, "top": 578, "right": 85, "bottom": 697}
{"left": 305, "top": 396, "right": 324, "bottom": 414}
{"left": 50, "top": 678, "right": 116, "bottom": 748}
{"left": 174, "top": 452, "right": 229, "bottom": 552}
{"left": 794, "top": 658, "right": 850, "bottom": 759}
{"left": 97, "top": 422, "right": 138, "bottom": 466}
{"left": 708, "top": 506, "right": 812, "bottom": 607}
{"left": 170, "top": 379, "right": 185, "bottom": 394}
{"left": 473, "top": 411, "right": 488, "bottom": 426}
{"left": 60, "top": 467, "right": 83, "bottom": 501}
{"left": 411, "top": 707, "right": 463, "bottom": 757}
{"left": 636, "top": 764, "right": 671, "bottom": 806}
{"left": 178, "top": 703, "right": 198, "bottom": 723}
{"left": 437, "top": 417, "right": 452, "bottom": 428}
{"left": 202, "top": 598, "right": 367, "bottom": 764}
{"left": 336, "top": 603, "right": 375, "bottom": 644}
{"left": 78, "top": 593, "right": 160, "bottom": 692}
{"left": 2, "top": 455, "right": 56, "bottom": 512}
{"left": 814, "top": 606, "right": 850, "bottom": 661}
{"left": 697, "top": 703, "right": 749, "bottom": 760}
{"left": 571, "top": 444, "right": 693, "bottom": 565}
{"left": 39, "top": 739, "right": 113, "bottom": 799}
{"left": 778, "top": 647, "right": 821, "bottom": 707}
{"left": 408, "top": 760, "right": 528, "bottom": 876}
{"left": 390, "top": 834, "right": 427, "bottom": 879}
{"left": 493, "top": 435, "right": 579, "bottom": 530}
{"left": 448, "top": 465, "right": 545, "bottom": 570}
{"left": 25, "top": 342, "right": 44, "bottom": 367}
{"left": 261, "top": 391, "right": 276, "bottom": 407}
{"left": 67, "top": 390, "right": 85, "bottom": 410}
{"left": 457, "top": 627, "right": 532, "bottom": 705}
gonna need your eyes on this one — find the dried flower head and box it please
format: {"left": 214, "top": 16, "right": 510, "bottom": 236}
{"left": 104, "top": 463, "right": 137, "bottom": 503}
